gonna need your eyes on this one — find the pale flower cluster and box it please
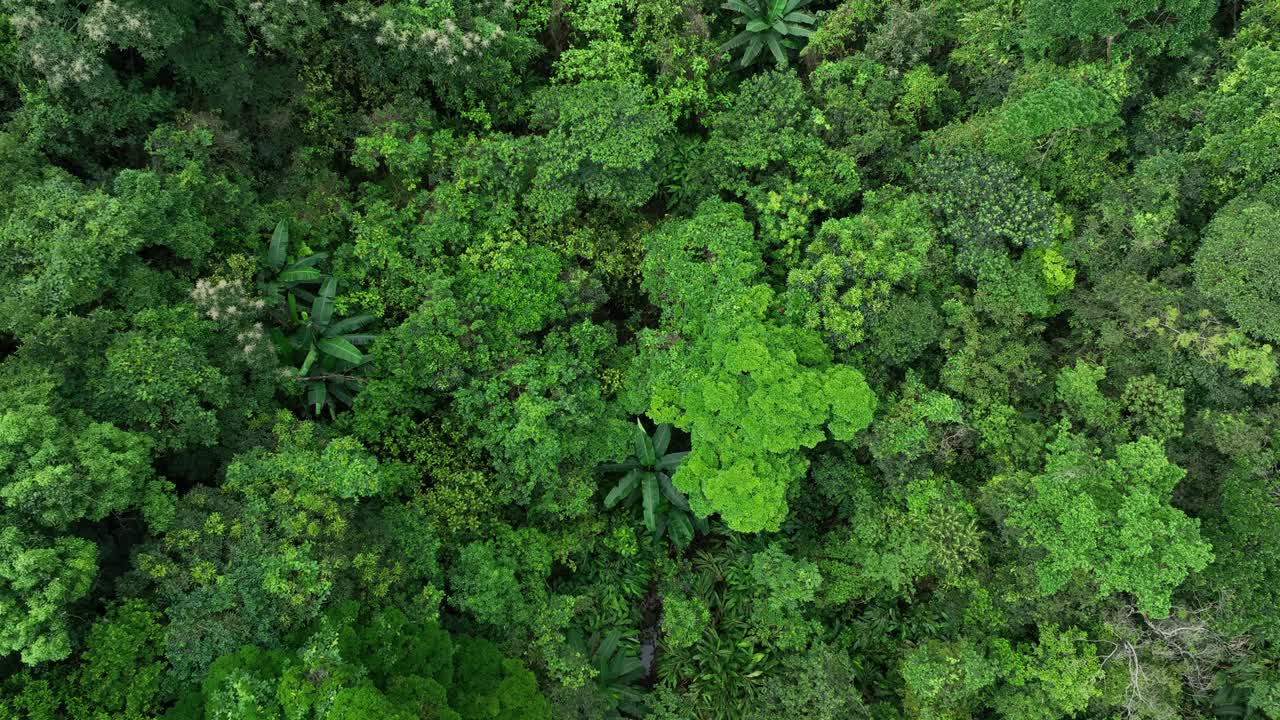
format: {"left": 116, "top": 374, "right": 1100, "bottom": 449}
{"left": 190, "top": 278, "right": 272, "bottom": 358}
{"left": 7, "top": 0, "right": 161, "bottom": 91}
{"left": 343, "top": 5, "right": 506, "bottom": 67}
{"left": 190, "top": 278, "right": 266, "bottom": 322}
{"left": 235, "top": 323, "right": 268, "bottom": 356}
{"left": 81, "top": 0, "right": 154, "bottom": 45}
{"left": 8, "top": 4, "right": 96, "bottom": 90}
{"left": 239, "top": 0, "right": 317, "bottom": 51}
{"left": 28, "top": 50, "right": 96, "bottom": 90}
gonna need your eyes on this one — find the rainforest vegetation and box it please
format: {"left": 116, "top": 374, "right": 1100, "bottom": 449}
{"left": 1, "top": 0, "right": 1279, "bottom": 718}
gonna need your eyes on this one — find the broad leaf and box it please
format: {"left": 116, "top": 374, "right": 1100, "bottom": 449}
{"left": 612, "top": 654, "right": 646, "bottom": 682}
{"left": 279, "top": 267, "right": 323, "bottom": 283}
{"left": 783, "top": 11, "right": 814, "bottom": 23}
{"left": 653, "top": 423, "right": 672, "bottom": 457}
{"left": 328, "top": 383, "right": 355, "bottom": 407}
{"left": 693, "top": 515, "right": 711, "bottom": 534}
{"left": 323, "top": 314, "right": 375, "bottom": 337}
{"left": 268, "top": 220, "right": 288, "bottom": 271}
{"left": 605, "top": 470, "right": 640, "bottom": 508}
{"left": 299, "top": 345, "right": 318, "bottom": 376}
{"left": 668, "top": 512, "right": 694, "bottom": 549}
{"left": 269, "top": 327, "right": 291, "bottom": 356}
{"left": 635, "top": 420, "right": 656, "bottom": 466}
{"left": 598, "top": 631, "right": 621, "bottom": 665}
{"left": 317, "top": 337, "right": 364, "bottom": 364}
{"left": 307, "top": 381, "right": 327, "bottom": 414}
{"left": 312, "top": 277, "right": 337, "bottom": 327}
{"left": 746, "top": 18, "right": 769, "bottom": 32}
{"left": 741, "top": 36, "right": 764, "bottom": 65}
{"left": 656, "top": 451, "right": 689, "bottom": 471}
{"left": 659, "top": 473, "right": 691, "bottom": 511}
{"left": 722, "top": 29, "right": 756, "bottom": 50}
{"left": 339, "top": 333, "right": 377, "bottom": 346}
{"left": 642, "top": 472, "right": 659, "bottom": 531}
{"left": 287, "top": 253, "right": 329, "bottom": 270}
{"left": 766, "top": 34, "right": 786, "bottom": 64}
{"left": 599, "top": 459, "right": 641, "bottom": 473}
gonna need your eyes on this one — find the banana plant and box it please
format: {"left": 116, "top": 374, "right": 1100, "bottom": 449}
{"left": 568, "top": 629, "right": 648, "bottom": 718}
{"left": 295, "top": 277, "right": 374, "bottom": 414}
{"left": 599, "top": 422, "right": 708, "bottom": 549}
{"left": 259, "top": 220, "right": 378, "bottom": 415}
{"left": 279, "top": 277, "right": 376, "bottom": 415}
{"left": 721, "top": 0, "right": 815, "bottom": 67}
{"left": 258, "top": 219, "right": 328, "bottom": 317}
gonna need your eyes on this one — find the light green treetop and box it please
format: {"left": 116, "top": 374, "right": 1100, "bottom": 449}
{"left": 638, "top": 200, "right": 876, "bottom": 532}
{"left": 998, "top": 424, "right": 1212, "bottom": 617}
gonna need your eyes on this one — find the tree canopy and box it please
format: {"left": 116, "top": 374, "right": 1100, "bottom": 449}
{"left": 1, "top": 0, "right": 1279, "bottom": 718}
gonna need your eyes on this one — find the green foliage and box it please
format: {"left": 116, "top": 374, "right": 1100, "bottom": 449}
{"left": 1199, "top": 469, "right": 1280, "bottom": 644}
{"left": 742, "top": 641, "right": 869, "bottom": 720}
{"left": 569, "top": 629, "right": 647, "bottom": 718}
{"left": 785, "top": 188, "right": 936, "bottom": 350}
{"left": 172, "top": 603, "right": 551, "bottom": 720}
{"left": 450, "top": 527, "right": 553, "bottom": 628}
{"left": 817, "top": 470, "right": 981, "bottom": 604}
{"left": 693, "top": 70, "right": 861, "bottom": 258}
{"left": 257, "top": 220, "right": 378, "bottom": 416}
{"left": 258, "top": 220, "right": 327, "bottom": 311}
{"left": 340, "top": 0, "right": 542, "bottom": 125}
{"left": 0, "top": 528, "right": 96, "bottom": 665}
{"left": 286, "top": 277, "right": 375, "bottom": 415}
{"left": 71, "top": 601, "right": 170, "bottom": 720}
{"left": 0, "top": 170, "right": 203, "bottom": 335}
{"left": 135, "top": 417, "right": 414, "bottom": 680}
{"left": 748, "top": 544, "right": 822, "bottom": 646}
{"left": 660, "top": 593, "right": 710, "bottom": 651}
{"left": 920, "top": 149, "right": 1059, "bottom": 267}
{"left": 0, "top": 401, "right": 162, "bottom": 531}
{"left": 655, "top": 539, "right": 830, "bottom": 715}
{"left": 1055, "top": 360, "right": 1115, "bottom": 431}
{"left": 982, "top": 67, "right": 1125, "bottom": 199}
{"left": 0, "top": 379, "right": 171, "bottom": 666}
{"left": 649, "top": 305, "right": 876, "bottom": 531}
{"left": 901, "top": 638, "right": 998, "bottom": 719}
{"left": 353, "top": 247, "right": 628, "bottom": 516}
{"left": 1194, "top": 183, "right": 1280, "bottom": 343}
{"left": 1023, "top": 0, "right": 1216, "bottom": 59}
{"left": 528, "top": 80, "right": 672, "bottom": 222}
{"left": 1119, "top": 374, "right": 1184, "bottom": 442}
{"left": 808, "top": 56, "right": 909, "bottom": 167}
{"left": 720, "top": 0, "right": 815, "bottom": 67}
{"left": 92, "top": 306, "right": 234, "bottom": 453}
{"left": 446, "top": 524, "right": 589, "bottom": 687}
{"left": 1196, "top": 46, "right": 1280, "bottom": 199}
{"left": 994, "top": 425, "right": 1213, "bottom": 617}
{"left": 992, "top": 625, "right": 1103, "bottom": 720}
